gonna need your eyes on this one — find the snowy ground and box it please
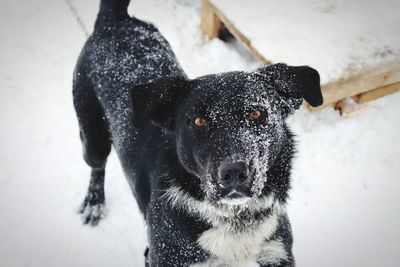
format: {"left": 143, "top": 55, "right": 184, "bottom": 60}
{"left": 0, "top": 0, "right": 399, "bottom": 266}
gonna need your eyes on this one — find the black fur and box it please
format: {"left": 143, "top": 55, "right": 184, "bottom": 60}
{"left": 73, "top": 0, "right": 322, "bottom": 265}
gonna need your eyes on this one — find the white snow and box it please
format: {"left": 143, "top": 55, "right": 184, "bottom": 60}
{"left": 211, "top": 0, "right": 400, "bottom": 84}
{"left": 0, "top": 0, "right": 399, "bottom": 267}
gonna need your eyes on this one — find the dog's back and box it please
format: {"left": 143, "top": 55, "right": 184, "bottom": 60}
{"left": 73, "top": 0, "right": 184, "bottom": 220}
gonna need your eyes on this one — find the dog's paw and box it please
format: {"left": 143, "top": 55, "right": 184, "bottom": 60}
{"left": 78, "top": 200, "right": 107, "bottom": 226}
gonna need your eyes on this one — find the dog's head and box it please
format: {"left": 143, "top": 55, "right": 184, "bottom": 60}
{"left": 131, "top": 63, "right": 322, "bottom": 204}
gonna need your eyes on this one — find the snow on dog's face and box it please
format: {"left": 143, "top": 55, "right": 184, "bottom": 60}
{"left": 131, "top": 64, "right": 322, "bottom": 203}
{"left": 175, "top": 74, "right": 285, "bottom": 202}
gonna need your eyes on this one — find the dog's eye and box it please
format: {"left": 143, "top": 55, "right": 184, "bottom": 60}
{"left": 194, "top": 117, "right": 207, "bottom": 128}
{"left": 248, "top": 109, "right": 263, "bottom": 121}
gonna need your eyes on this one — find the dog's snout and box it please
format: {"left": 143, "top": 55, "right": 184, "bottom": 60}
{"left": 219, "top": 162, "right": 249, "bottom": 188}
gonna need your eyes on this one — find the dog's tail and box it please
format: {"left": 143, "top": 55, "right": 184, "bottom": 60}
{"left": 98, "top": 0, "right": 130, "bottom": 21}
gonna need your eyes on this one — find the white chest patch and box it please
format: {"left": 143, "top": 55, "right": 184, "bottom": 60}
{"left": 162, "top": 186, "right": 289, "bottom": 266}
{"left": 196, "top": 212, "right": 280, "bottom": 265}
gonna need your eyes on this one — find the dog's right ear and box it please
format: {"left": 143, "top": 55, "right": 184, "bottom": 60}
{"left": 255, "top": 63, "right": 323, "bottom": 115}
{"left": 130, "top": 76, "right": 189, "bottom": 130}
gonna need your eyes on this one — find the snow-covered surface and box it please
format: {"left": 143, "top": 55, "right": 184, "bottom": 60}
{"left": 0, "top": 0, "right": 399, "bottom": 266}
{"left": 211, "top": 0, "right": 400, "bottom": 84}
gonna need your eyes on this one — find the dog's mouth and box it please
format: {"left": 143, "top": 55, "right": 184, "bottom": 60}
{"left": 220, "top": 183, "right": 252, "bottom": 197}
{"left": 219, "top": 189, "right": 252, "bottom": 206}
{"left": 202, "top": 173, "right": 255, "bottom": 204}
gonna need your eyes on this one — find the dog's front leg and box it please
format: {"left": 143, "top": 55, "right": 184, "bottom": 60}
{"left": 78, "top": 168, "right": 107, "bottom": 226}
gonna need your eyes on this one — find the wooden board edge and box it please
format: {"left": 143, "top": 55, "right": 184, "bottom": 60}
{"left": 304, "top": 101, "right": 334, "bottom": 112}
{"left": 307, "top": 81, "right": 400, "bottom": 113}
{"left": 201, "top": 0, "right": 222, "bottom": 39}
{"left": 321, "top": 60, "right": 400, "bottom": 105}
{"left": 352, "top": 82, "right": 400, "bottom": 104}
{"left": 205, "top": 0, "right": 271, "bottom": 64}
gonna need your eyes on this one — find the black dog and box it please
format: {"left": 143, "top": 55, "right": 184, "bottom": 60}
{"left": 73, "top": 0, "right": 323, "bottom": 266}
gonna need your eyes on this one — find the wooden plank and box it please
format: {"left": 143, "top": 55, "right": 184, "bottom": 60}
{"left": 201, "top": 0, "right": 222, "bottom": 39}
{"left": 204, "top": 0, "right": 270, "bottom": 64}
{"left": 305, "top": 101, "right": 334, "bottom": 112}
{"left": 300, "top": 60, "right": 400, "bottom": 109}
{"left": 320, "top": 61, "right": 400, "bottom": 106}
{"left": 307, "top": 81, "right": 400, "bottom": 111}
{"left": 353, "top": 81, "right": 400, "bottom": 104}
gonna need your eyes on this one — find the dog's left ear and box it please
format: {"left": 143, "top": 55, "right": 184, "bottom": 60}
{"left": 130, "top": 76, "right": 189, "bottom": 131}
{"left": 256, "top": 63, "right": 323, "bottom": 113}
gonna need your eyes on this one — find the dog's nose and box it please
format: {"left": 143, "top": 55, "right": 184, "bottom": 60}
{"left": 218, "top": 162, "right": 249, "bottom": 188}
